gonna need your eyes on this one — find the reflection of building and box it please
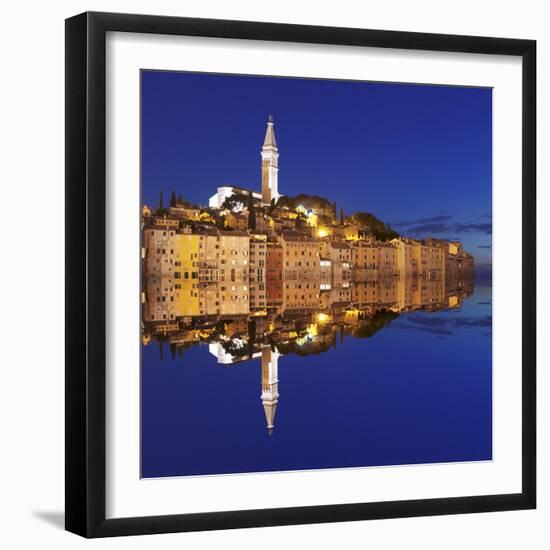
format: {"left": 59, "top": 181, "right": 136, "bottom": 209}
{"left": 249, "top": 235, "right": 267, "bottom": 312}
{"left": 218, "top": 231, "right": 250, "bottom": 316}
{"left": 320, "top": 241, "right": 352, "bottom": 289}
{"left": 350, "top": 241, "right": 378, "bottom": 281}
{"left": 142, "top": 228, "right": 201, "bottom": 321}
{"left": 281, "top": 232, "right": 321, "bottom": 311}
{"left": 412, "top": 239, "right": 445, "bottom": 279}
{"left": 148, "top": 273, "right": 475, "bottom": 437}
{"left": 266, "top": 243, "right": 283, "bottom": 306}
{"left": 392, "top": 237, "right": 416, "bottom": 277}
{"left": 141, "top": 115, "right": 481, "bottom": 439}
{"left": 261, "top": 347, "right": 279, "bottom": 435}
{"left": 446, "top": 241, "right": 475, "bottom": 285}
{"left": 378, "top": 242, "right": 398, "bottom": 277}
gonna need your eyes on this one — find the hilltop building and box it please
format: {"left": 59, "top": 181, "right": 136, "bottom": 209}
{"left": 209, "top": 115, "right": 281, "bottom": 208}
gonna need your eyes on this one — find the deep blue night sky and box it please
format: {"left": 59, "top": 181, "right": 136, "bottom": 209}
{"left": 141, "top": 70, "right": 492, "bottom": 266}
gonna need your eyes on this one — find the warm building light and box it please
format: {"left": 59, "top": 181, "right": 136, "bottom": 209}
{"left": 307, "top": 214, "right": 319, "bottom": 227}
{"left": 317, "top": 227, "right": 330, "bottom": 238}
{"left": 316, "top": 313, "right": 331, "bottom": 323}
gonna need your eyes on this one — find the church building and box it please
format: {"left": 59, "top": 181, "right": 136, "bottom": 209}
{"left": 209, "top": 115, "right": 281, "bottom": 208}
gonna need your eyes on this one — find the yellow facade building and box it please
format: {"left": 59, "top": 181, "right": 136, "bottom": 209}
{"left": 173, "top": 233, "right": 201, "bottom": 317}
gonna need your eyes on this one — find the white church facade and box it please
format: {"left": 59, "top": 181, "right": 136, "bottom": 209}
{"left": 209, "top": 115, "right": 281, "bottom": 209}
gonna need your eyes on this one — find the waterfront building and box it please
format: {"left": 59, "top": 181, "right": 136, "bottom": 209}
{"left": 217, "top": 231, "right": 250, "bottom": 316}
{"left": 281, "top": 232, "right": 321, "bottom": 278}
{"left": 412, "top": 239, "right": 446, "bottom": 279}
{"left": 143, "top": 227, "right": 177, "bottom": 276}
{"left": 319, "top": 241, "right": 352, "bottom": 288}
{"left": 319, "top": 258, "right": 332, "bottom": 290}
{"left": 392, "top": 237, "right": 416, "bottom": 277}
{"left": 350, "top": 241, "right": 379, "bottom": 281}
{"left": 249, "top": 234, "right": 267, "bottom": 312}
{"left": 378, "top": 242, "right": 398, "bottom": 277}
{"left": 280, "top": 231, "right": 321, "bottom": 311}
{"left": 173, "top": 233, "right": 201, "bottom": 317}
{"left": 446, "top": 241, "right": 475, "bottom": 284}
{"left": 266, "top": 243, "right": 283, "bottom": 306}
{"left": 196, "top": 229, "right": 222, "bottom": 316}
{"left": 142, "top": 227, "right": 190, "bottom": 322}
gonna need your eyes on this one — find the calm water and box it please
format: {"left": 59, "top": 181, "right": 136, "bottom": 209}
{"left": 141, "top": 283, "right": 492, "bottom": 478}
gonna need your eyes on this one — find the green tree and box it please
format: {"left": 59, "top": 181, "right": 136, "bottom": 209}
{"left": 340, "top": 208, "right": 345, "bottom": 225}
{"left": 169, "top": 190, "right": 177, "bottom": 208}
{"left": 352, "top": 310, "right": 398, "bottom": 339}
{"left": 158, "top": 189, "right": 164, "bottom": 210}
{"left": 222, "top": 194, "right": 246, "bottom": 211}
{"left": 350, "top": 211, "right": 399, "bottom": 241}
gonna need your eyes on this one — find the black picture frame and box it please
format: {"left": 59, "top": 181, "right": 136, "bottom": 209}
{"left": 65, "top": 11, "right": 536, "bottom": 538}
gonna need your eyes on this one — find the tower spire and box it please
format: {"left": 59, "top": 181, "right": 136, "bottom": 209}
{"left": 261, "top": 115, "right": 279, "bottom": 204}
{"left": 261, "top": 347, "right": 279, "bottom": 435}
{"left": 263, "top": 115, "right": 277, "bottom": 148}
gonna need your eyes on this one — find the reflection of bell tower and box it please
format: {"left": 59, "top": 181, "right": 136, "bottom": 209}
{"left": 261, "top": 346, "right": 279, "bottom": 435}
{"left": 261, "top": 114, "right": 279, "bottom": 205}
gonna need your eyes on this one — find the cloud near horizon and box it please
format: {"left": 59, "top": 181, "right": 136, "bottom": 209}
{"left": 394, "top": 313, "right": 492, "bottom": 338}
{"left": 392, "top": 214, "right": 492, "bottom": 237}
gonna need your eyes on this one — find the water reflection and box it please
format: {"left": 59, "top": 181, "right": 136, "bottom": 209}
{"left": 142, "top": 272, "right": 474, "bottom": 435}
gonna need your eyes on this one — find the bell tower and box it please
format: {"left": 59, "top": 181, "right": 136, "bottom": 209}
{"left": 261, "top": 114, "right": 279, "bottom": 205}
{"left": 261, "top": 346, "right": 279, "bottom": 435}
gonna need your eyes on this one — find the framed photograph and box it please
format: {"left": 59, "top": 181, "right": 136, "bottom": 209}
{"left": 65, "top": 11, "right": 536, "bottom": 537}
